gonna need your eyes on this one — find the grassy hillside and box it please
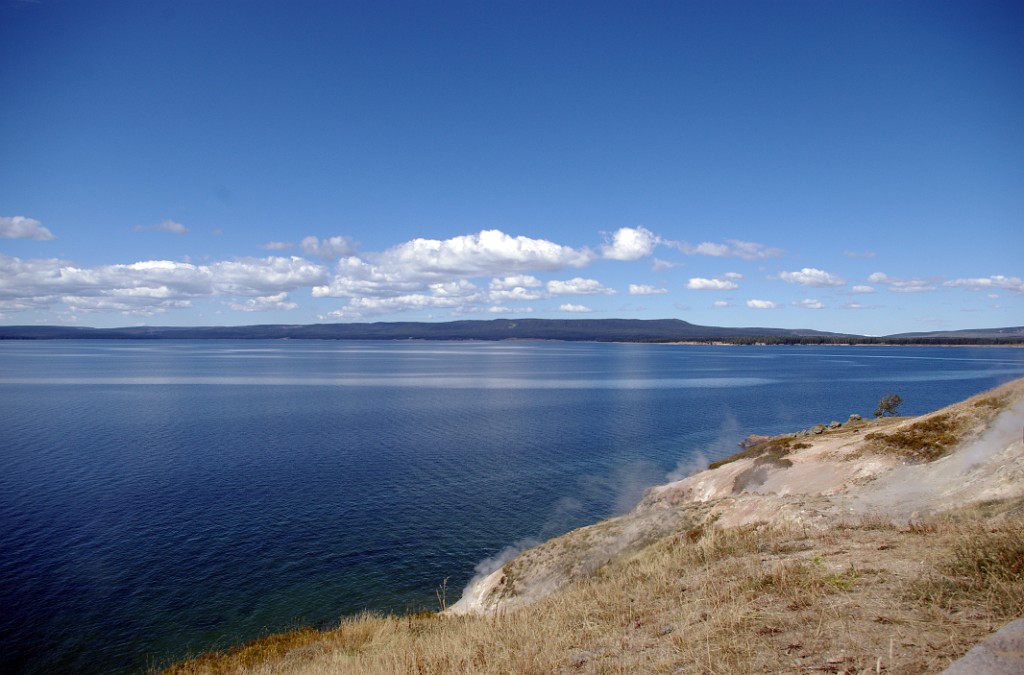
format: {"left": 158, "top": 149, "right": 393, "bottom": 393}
{"left": 161, "top": 381, "right": 1024, "bottom": 674}
{"left": 162, "top": 504, "right": 1024, "bottom": 674}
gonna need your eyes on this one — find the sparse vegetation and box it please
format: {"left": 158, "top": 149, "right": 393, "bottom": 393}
{"left": 707, "top": 435, "right": 808, "bottom": 470}
{"left": 874, "top": 392, "right": 904, "bottom": 418}
{"left": 865, "top": 412, "right": 963, "bottom": 461}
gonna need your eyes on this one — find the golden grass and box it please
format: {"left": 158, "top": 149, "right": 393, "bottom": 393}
{"left": 161, "top": 378, "right": 1024, "bottom": 674}
{"left": 707, "top": 435, "right": 810, "bottom": 471}
{"left": 864, "top": 412, "right": 964, "bottom": 462}
{"left": 161, "top": 501, "right": 1024, "bottom": 675}
{"left": 863, "top": 379, "right": 1021, "bottom": 463}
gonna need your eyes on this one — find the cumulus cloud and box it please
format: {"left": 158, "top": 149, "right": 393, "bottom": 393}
{"left": 559, "top": 303, "right": 592, "bottom": 312}
{"left": 326, "top": 288, "right": 484, "bottom": 320}
{"left": 228, "top": 292, "right": 298, "bottom": 312}
{"left": 944, "top": 275, "right": 1024, "bottom": 294}
{"left": 210, "top": 257, "right": 328, "bottom": 296}
{"left": 490, "top": 275, "right": 543, "bottom": 290}
{"left": 546, "top": 277, "right": 615, "bottom": 296}
{"left": 672, "top": 239, "right": 783, "bottom": 260}
{"left": 0, "top": 216, "right": 56, "bottom": 240}
{"left": 311, "top": 256, "right": 424, "bottom": 298}
{"left": 133, "top": 219, "right": 188, "bottom": 234}
{"left": 0, "top": 253, "right": 326, "bottom": 317}
{"left": 601, "top": 226, "right": 660, "bottom": 261}
{"left": 489, "top": 286, "right": 546, "bottom": 302}
{"left": 60, "top": 295, "right": 193, "bottom": 316}
{"left": 628, "top": 284, "right": 668, "bottom": 295}
{"left": 746, "top": 299, "right": 780, "bottom": 309}
{"left": 779, "top": 268, "right": 845, "bottom": 288}
{"left": 851, "top": 285, "right": 876, "bottom": 294}
{"left": 377, "top": 229, "right": 594, "bottom": 280}
{"left": 795, "top": 298, "right": 825, "bottom": 309}
{"left": 868, "top": 272, "right": 937, "bottom": 293}
{"left": 713, "top": 300, "right": 731, "bottom": 308}
{"left": 300, "top": 235, "right": 356, "bottom": 259}
{"left": 687, "top": 277, "right": 739, "bottom": 291}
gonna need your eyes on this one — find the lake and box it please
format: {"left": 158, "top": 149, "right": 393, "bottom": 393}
{"left": 2, "top": 340, "right": 1023, "bottom": 673}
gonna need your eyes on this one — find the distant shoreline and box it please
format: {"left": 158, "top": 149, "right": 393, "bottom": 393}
{"left": 0, "top": 318, "right": 1021, "bottom": 345}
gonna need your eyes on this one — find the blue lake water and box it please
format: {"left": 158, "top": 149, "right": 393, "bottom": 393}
{"left": 2, "top": 340, "right": 1023, "bottom": 673}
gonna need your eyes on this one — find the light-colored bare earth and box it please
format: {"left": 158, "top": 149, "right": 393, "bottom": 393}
{"left": 452, "top": 378, "right": 1024, "bottom": 616}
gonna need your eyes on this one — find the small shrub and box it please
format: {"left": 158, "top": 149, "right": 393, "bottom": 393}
{"left": 873, "top": 393, "right": 903, "bottom": 418}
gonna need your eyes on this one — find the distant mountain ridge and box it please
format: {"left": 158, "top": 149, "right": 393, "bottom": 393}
{"left": 1, "top": 319, "right": 1021, "bottom": 342}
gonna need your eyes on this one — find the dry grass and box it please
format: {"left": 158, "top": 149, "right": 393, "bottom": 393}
{"left": 863, "top": 412, "right": 965, "bottom": 462}
{"left": 160, "top": 501, "right": 1024, "bottom": 675}
{"left": 862, "top": 381, "right": 1019, "bottom": 463}
{"left": 162, "top": 379, "right": 1024, "bottom": 674}
{"left": 708, "top": 436, "right": 811, "bottom": 471}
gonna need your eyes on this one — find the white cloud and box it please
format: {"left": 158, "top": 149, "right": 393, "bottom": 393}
{"left": 377, "top": 229, "right": 594, "bottom": 280}
{"left": 795, "top": 298, "right": 825, "bottom": 309}
{"left": 228, "top": 292, "right": 298, "bottom": 312}
{"left": 0, "top": 216, "right": 55, "bottom": 240}
{"left": 628, "top": 284, "right": 668, "bottom": 295}
{"left": 262, "top": 241, "right": 293, "bottom": 251}
{"left": 559, "top": 303, "right": 592, "bottom": 313}
{"left": 311, "top": 256, "right": 423, "bottom": 298}
{"left": 300, "top": 235, "right": 356, "bottom": 259}
{"left": 868, "top": 272, "right": 937, "bottom": 293}
{"left": 60, "top": 295, "right": 193, "bottom": 316}
{"left": 652, "top": 258, "right": 680, "bottom": 271}
{"left": 547, "top": 277, "right": 615, "bottom": 296}
{"left": 944, "top": 275, "right": 1024, "bottom": 294}
{"left": 133, "top": 219, "right": 188, "bottom": 234}
{"left": 490, "top": 275, "right": 543, "bottom": 290}
{"left": 601, "top": 226, "right": 660, "bottom": 261}
{"left": 687, "top": 277, "right": 739, "bottom": 291}
{"left": 0, "top": 253, "right": 326, "bottom": 316}
{"left": 429, "top": 279, "right": 479, "bottom": 298}
{"left": 851, "top": 285, "right": 876, "bottom": 294}
{"left": 488, "top": 286, "right": 545, "bottom": 302}
{"left": 210, "top": 257, "right": 328, "bottom": 296}
{"left": 746, "top": 299, "right": 780, "bottom": 309}
{"left": 779, "top": 268, "right": 845, "bottom": 288}
{"left": 713, "top": 300, "right": 731, "bottom": 307}
{"left": 672, "top": 239, "right": 783, "bottom": 260}
{"left": 326, "top": 292, "right": 480, "bottom": 320}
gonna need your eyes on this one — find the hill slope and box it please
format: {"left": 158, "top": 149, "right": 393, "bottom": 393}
{"left": 166, "top": 379, "right": 1024, "bottom": 674}
{"left": 0, "top": 318, "right": 844, "bottom": 341}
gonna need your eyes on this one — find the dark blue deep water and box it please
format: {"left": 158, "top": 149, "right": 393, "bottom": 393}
{"left": 2, "top": 340, "right": 1023, "bottom": 673}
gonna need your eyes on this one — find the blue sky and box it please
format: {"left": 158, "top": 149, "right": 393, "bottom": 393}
{"left": 1, "top": 0, "right": 1021, "bottom": 334}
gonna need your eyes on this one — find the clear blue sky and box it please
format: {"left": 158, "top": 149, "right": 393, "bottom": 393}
{"left": 2, "top": 0, "right": 1021, "bottom": 334}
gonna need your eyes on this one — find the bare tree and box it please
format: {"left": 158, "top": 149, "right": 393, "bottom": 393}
{"left": 874, "top": 393, "right": 903, "bottom": 418}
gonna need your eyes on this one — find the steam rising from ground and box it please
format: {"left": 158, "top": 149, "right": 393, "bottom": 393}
{"left": 453, "top": 416, "right": 742, "bottom": 610}
{"left": 850, "top": 399, "right": 1024, "bottom": 520}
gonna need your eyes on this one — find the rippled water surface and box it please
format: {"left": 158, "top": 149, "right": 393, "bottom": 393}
{"left": 2, "top": 340, "right": 1023, "bottom": 672}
